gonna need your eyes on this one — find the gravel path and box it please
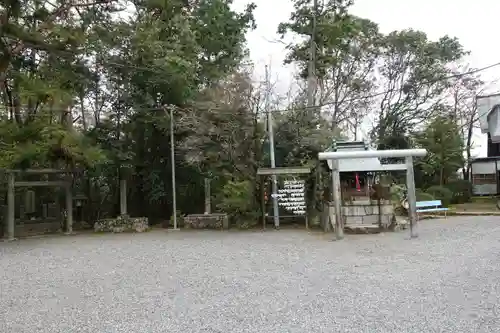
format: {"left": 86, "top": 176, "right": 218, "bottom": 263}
{"left": 1, "top": 217, "right": 500, "bottom": 332}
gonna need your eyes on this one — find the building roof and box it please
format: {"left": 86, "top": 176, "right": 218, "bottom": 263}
{"left": 477, "top": 94, "right": 500, "bottom": 142}
{"left": 338, "top": 148, "right": 384, "bottom": 172}
{"left": 327, "top": 140, "right": 385, "bottom": 172}
{"left": 478, "top": 93, "right": 500, "bottom": 132}
{"left": 471, "top": 156, "right": 500, "bottom": 163}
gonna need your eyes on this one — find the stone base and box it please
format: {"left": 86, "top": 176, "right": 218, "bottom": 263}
{"left": 388, "top": 216, "right": 409, "bottom": 231}
{"left": 94, "top": 216, "right": 149, "bottom": 233}
{"left": 184, "top": 214, "right": 229, "bottom": 229}
{"left": 15, "top": 221, "right": 61, "bottom": 237}
{"left": 344, "top": 225, "right": 381, "bottom": 234}
{"left": 326, "top": 200, "right": 397, "bottom": 233}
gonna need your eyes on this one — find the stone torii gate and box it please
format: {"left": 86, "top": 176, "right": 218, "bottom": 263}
{"left": 318, "top": 148, "right": 427, "bottom": 240}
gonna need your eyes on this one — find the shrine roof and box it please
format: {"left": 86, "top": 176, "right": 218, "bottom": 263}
{"left": 327, "top": 140, "right": 390, "bottom": 172}
{"left": 337, "top": 147, "right": 383, "bottom": 172}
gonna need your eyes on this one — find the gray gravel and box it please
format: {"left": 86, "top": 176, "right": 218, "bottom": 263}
{"left": 1, "top": 217, "right": 500, "bottom": 332}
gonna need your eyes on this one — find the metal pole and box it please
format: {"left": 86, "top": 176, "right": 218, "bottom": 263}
{"left": 331, "top": 160, "right": 343, "bottom": 240}
{"left": 170, "top": 107, "right": 178, "bottom": 230}
{"left": 307, "top": 0, "right": 317, "bottom": 115}
{"left": 265, "top": 65, "right": 280, "bottom": 228}
{"left": 405, "top": 156, "right": 418, "bottom": 238}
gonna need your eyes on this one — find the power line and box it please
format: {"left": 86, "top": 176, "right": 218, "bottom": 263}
{"left": 9, "top": 38, "right": 500, "bottom": 115}
{"left": 4, "top": 41, "right": 500, "bottom": 129}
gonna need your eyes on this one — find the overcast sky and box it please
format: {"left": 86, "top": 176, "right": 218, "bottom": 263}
{"left": 233, "top": 0, "right": 500, "bottom": 157}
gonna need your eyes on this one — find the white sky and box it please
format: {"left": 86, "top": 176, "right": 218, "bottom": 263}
{"left": 233, "top": 0, "right": 500, "bottom": 157}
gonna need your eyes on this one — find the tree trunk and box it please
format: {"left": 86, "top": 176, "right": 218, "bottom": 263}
{"left": 80, "top": 94, "right": 87, "bottom": 131}
{"left": 463, "top": 111, "right": 474, "bottom": 181}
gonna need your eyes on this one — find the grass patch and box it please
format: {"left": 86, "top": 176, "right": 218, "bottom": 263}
{"left": 471, "top": 196, "right": 498, "bottom": 204}
{"left": 449, "top": 202, "right": 498, "bottom": 212}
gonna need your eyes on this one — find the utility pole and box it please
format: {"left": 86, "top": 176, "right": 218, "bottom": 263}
{"left": 169, "top": 106, "right": 179, "bottom": 230}
{"left": 307, "top": 0, "right": 318, "bottom": 116}
{"left": 265, "top": 65, "right": 280, "bottom": 229}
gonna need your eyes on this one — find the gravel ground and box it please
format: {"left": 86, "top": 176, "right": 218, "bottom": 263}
{"left": 1, "top": 217, "right": 500, "bottom": 333}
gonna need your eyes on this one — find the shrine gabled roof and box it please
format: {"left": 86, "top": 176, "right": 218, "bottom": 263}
{"left": 327, "top": 141, "right": 384, "bottom": 172}
{"left": 337, "top": 147, "right": 384, "bottom": 172}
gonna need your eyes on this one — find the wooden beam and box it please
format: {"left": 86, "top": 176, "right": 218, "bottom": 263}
{"left": 257, "top": 167, "right": 311, "bottom": 176}
{"left": 260, "top": 175, "right": 265, "bottom": 230}
{"left": 14, "top": 181, "right": 68, "bottom": 187}
{"left": 3, "top": 169, "right": 79, "bottom": 174}
{"left": 379, "top": 164, "right": 407, "bottom": 171}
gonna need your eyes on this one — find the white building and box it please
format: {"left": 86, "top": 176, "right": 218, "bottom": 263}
{"left": 470, "top": 157, "right": 499, "bottom": 195}
{"left": 478, "top": 93, "right": 500, "bottom": 143}
{"left": 471, "top": 94, "right": 500, "bottom": 195}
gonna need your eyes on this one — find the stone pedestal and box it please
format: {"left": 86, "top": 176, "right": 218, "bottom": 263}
{"left": 184, "top": 214, "right": 229, "bottom": 229}
{"left": 326, "top": 199, "right": 394, "bottom": 232}
{"left": 94, "top": 216, "right": 149, "bottom": 233}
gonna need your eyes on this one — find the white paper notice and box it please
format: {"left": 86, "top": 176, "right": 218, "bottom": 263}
{"left": 273, "top": 179, "right": 306, "bottom": 215}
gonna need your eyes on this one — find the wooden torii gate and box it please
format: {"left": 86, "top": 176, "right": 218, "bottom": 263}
{"left": 2, "top": 169, "right": 76, "bottom": 241}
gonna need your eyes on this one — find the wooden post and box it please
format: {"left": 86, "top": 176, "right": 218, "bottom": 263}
{"left": 405, "top": 156, "right": 418, "bottom": 238}
{"left": 332, "top": 160, "right": 344, "bottom": 240}
{"left": 65, "top": 182, "right": 73, "bottom": 234}
{"left": 4, "top": 172, "right": 15, "bottom": 241}
{"left": 204, "top": 178, "right": 211, "bottom": 214}
{"left": 120, "top": 179, "right": 127, "bottom": 216}
{"left": 261, "top": 176, "right": 266, "bottom": 230}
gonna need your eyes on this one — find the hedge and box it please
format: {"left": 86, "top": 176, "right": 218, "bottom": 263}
{"left": 425, "top": 185, "right": 453, "bottom": 207}
{"left": 444, "top": 180, "right": 472, "bottom": 204}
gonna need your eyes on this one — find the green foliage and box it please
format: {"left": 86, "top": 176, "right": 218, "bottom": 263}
{"left": 278, "top": 1, "right": 378, "bottom": 127}
{"left": 425, "top": 186, "right": 453, "bottom": 207}
{"left": 416, "top": 190, "right": 435, "bottom": 202}
{"left": 215, "top": 180, "right": 260, "bottom": 227}
{"left": 415, "top": 115, "right": 465, "bottom": 187}
{"left": 215, "top": 180, "right": 254, "bottom": 215}
{"left": 0, "top": 119, "right": 106, "bottom": 169}
{"left": 445, "top": 180, "right": 472, "bottom": 204}
{"left": 389, "top": 184, "right": 406, "bottom": 202}
{"left": 0, "top": 0, "right": 258, "bottom": 223}
{"left": 391, "top": 185, "right": 434, "bottom": 201}
{"left": 373, "top": 30, "right": 467, "bottom": 148}
{"left": 0, "top": 0, "right": 478, "bottom": 227}
{"left": 170, "top": 211, "right": 185, "bottom": 227}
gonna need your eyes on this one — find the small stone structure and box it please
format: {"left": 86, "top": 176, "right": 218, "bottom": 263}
{"left": 325, "top": 198, "right": 395, "bottom": 233}
{"left": 184, "top": 213, "right": 229, "bottom": 229}
{"left": 94, "top": 215, "right": 149, "bottom": 233}
{"left": 343, "top": 199, "right": 394, "bottom": 227}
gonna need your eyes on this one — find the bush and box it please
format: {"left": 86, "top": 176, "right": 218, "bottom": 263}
{"left": 215, "top": 180, "right": 259, "bottom": 227}
{"left": 445, "top": 180, "right": 472, "bottom": 204}
{"left": 425, "top": 185, "right": 453, "bottom": 207}
{"left": 390, "top": 184, "right": 406, "bottom": 202}
{"left": 416, "top": 189, "right": 434, "bottom": 201}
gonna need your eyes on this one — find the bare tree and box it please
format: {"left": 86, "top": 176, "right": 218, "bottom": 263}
{"left": 372, "top": 30, "right": 466, "bottom": 148}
